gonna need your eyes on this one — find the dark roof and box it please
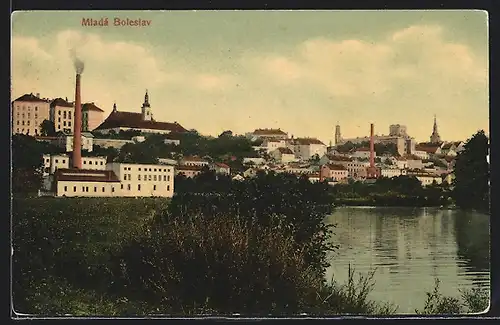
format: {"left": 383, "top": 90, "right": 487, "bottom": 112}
{"left": 323, "top": 164, "right": 347, "bottom": 171}
{"left": 293, "top": 138, "right": 325, "bottom": 145}
{"left": 277, "top": 147, "right": 294, "bottom": 154}
{"left": 416, "top": 145, "right": 441, "bottom": 154}
{"left": 214, "top": 162, "right": 230, "bottom": 168}
{"left": 95, "top": 111, "right": 188, "bottom": 133}
{"left": 82, "top": 102, "right": 104, "bottom": 112}
{"left": 327, "top": 154, "right": 352, "bottom": 162}
{"left": 51, "top": 98, "right": 74, "bottom": 108}
{"left": 253, "top": 128, "right": 287, "bottom": 135}
{"left": 54, "top": 169, "right": 120, "bottom": 183}
{"left": 14, "top": 93, "right": 49, "bottom": 103}
{"left": 441, "top": 143, "right": 454, "bottom": 150}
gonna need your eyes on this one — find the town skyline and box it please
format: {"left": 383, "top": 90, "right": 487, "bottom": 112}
{"left": 12, "top": 10, "right": 489, "bottom": 143}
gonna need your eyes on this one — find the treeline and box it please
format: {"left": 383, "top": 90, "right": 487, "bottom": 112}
{"left": 331, "top": 175, "right": 452, "bottom": 207}
{"left": 336, "top": 141, "right": 399, "bottom": 156}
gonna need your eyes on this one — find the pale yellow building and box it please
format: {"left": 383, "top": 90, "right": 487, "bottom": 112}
{"left": 12, "top": 93, "right": 50, "bottom": 135}
{"left": 50, "top": 98, "right": 74, "bottom": 133}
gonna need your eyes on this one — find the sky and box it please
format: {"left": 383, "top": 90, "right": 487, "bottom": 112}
{"left": 11, "top": 10, "right": 489, "bottom": 144}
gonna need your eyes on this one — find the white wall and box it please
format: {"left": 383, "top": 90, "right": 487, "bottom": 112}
{"left": 106, "top": 162, "right": 174, "bottom": 197}
{"left": 56, "top": 181, "right": 120, "bottom": 197}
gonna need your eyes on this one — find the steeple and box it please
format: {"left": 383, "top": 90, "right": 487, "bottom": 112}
{"left": 141, "top": 89, "right": 152, "bottom": 121}
{"left": 112, "top": 102, "right": 117, "bottom": 112}
{"left": 335, "top": 122, "right": 342, "bottom": 145}
{"left": 430, "top": 114, "right": 441, "bottom": 143}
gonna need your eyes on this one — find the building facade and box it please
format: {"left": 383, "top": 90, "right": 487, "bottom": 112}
{"left": 50, "top": 98, "right": 75, "bottom": 133}
{"left": 82, "top": 102, "right": 105, "bottom": 131}
{"left": 291, "top": 138, "right": 327, "bottom": 160}
{"left": 93, "top": 92, "right": 188, "bottom": 135}
{"left": 56, "top": 132, "right": 94, "bottom": 152}
{"left": 12, "top": 93, "right": 51, "bottom": 136}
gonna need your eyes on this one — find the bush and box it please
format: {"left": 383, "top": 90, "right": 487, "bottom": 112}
{"left": 116, "top": 214, "right": 322, "bottom": 315}
{"left": 415, "top": 279, "right": 489, "bottom": 315}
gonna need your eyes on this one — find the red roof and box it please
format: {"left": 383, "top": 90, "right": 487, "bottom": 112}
{"left": 294, "top": 138, "right": 325, "bottom": 145}
{"left": 51, "top": 98, "right": 74, "bottom": 108}
{"left": 323, "top": 164, "right": 347, "bottom": 171}
{"left": 215, "top": 162, "right": 230, "bottom": 168}
{"left": 95, "top": 111, "right": 187, "bottom": 133}
{"left": 182, "top": 156, "right": 208, "bottom": 162}
{"left": 54, "top": 169, "right": 120, "bottom": 183}
{"left": 14, "top": 93, "right": 49, "bottom": 103}
{"left": 416, "top": 145, "right": 441, "bottom": 154}
{"left": 82, "top": 102, "right": 104, "bottom": 112}
{"left": 253, "top": 128, "right": 287, "bottom": 135}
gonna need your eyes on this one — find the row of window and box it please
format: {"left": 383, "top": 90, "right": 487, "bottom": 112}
{"left": 16, "top": 113, "right": 38, "bottom": 119}
{"left": 57, "top": 118, "right": 72, "bottom": 127}
{"left": 15, "top": 105, "right": 40, "bottom": 111}
{"left": 123, "top": 166, "right": 171, "bottom": 173}
{"left": 52, "top": 158, "right": 104, "bottom": 165}
{"left": 122, "top": 174, "right": 171, "bottom": 182}
{"left": 62, "top": 184, "right": 171, "bottom": 192}
{"left": 16, "top": 120, "right": 35, "bottom": 126}
{"left": 16, "top": 128, "right": 38, "bottom": 135}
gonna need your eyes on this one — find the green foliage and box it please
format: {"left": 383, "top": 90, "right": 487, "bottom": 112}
{"left": 415, "top": 279, "right": 489, "bottom": 315}
{"left": 12, "top": 197, "right": 170, "bottom": 314}
{"left": 170, "top": 171, "right": 337, "bottom": 276}
{"left": 452, "top": 130, "right": 489, "bottom": 212}
{"left": 331, "top": 176, "right": 451, "bottom": 207}
{"left": 336, "top": 141, "right": 399, "bottom": 157}
{"left": 92, "top": 129, "right": 142, "bottom": 140}
{"left": 11, "top": 134, "right": 64, "bottom": 195}
{"left": 40, "top": 119, "right": 56, "bottom": 136}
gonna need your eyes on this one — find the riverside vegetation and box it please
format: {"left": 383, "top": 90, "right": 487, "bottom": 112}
{"left": 12, "top": 131, "right": 489, "bottom": 315}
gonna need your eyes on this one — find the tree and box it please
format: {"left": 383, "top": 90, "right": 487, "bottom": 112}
{"left": 452, "top": 130, "right": 489, "bottom": 212}
{"left": 40, "top": 120, "right": 56, "bottom": 137}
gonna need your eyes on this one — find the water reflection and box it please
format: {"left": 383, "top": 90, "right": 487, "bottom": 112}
{"left": 325, "top": 207, "right": 490, "bottom": 313}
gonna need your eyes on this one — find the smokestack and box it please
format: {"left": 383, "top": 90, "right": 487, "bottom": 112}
{"left": 72, "top": 73, "right": 82, "bottom": 169}
{"left": 370, "top": 123, "right": 375, "bottom": 168}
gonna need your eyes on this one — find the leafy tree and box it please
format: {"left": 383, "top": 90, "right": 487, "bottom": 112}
{"left": 452, "top": 130, "right": 489, "bottom": 212}
{"left": 11, "top": 134, "right": 63, "bottom": 195}
{"left": 40, "top": 120, "right": 56, "bottom": 137}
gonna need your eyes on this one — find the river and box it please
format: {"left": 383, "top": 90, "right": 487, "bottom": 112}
{"left": 324, "top": 207, "right": 490, "bottom": 314}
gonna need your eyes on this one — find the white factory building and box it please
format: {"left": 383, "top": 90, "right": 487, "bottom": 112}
{"left": 41, "top": 154, "right": 175, "bottom": 198}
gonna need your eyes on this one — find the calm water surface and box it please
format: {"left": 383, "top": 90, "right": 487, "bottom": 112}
{"left": 324, "top": 207, "right": 490, "bottom": 314}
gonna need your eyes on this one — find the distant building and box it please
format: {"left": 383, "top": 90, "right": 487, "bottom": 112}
{"left": 246, "top": 128, "right": 288, "bottom": 140}
{"left": 12, "top": 93, "right": 51, "bottom": 136}
{"left": 211, "top": 162, "right": 231, "bottom": 175}
{"left": 380, "top": 167, "right": 407, "bottom": 178}
{"left": 50, "top": 97, "right": 75, "bottom": 134}
{"left": 320, "top": 164, "right": 349, "bottom": 182}
{"left": 179, "top": 156, "right": 210, "bottom": 167}
{"left": 270, "top": 147, "right": 297, "bottom": 163}
{"left": 176, "top": 165, "right": 203, "bottom": 178}
{"left": 94, "top": 91, "right": 188, "bottom": 135}
{"left": 290, "top": 138, "right": 327, "bottom": 160}
{"left": 429, "top": 115, "right": 442, "bottom": 144}
{"left": 55, "top": 132, "right": 94, "bottom": 152}
{"left": 334, "top": 123, "right": 342, "bottom": 145}
{"left": 82, "top": 102, "right": 105, "bottom": 132}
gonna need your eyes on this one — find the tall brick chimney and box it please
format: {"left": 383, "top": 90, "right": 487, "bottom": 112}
{"left": 72, "top": 73, "right": 82, "bottom": 169}
{"left": 370, "top": 123, "right": 375, "bottom": 168}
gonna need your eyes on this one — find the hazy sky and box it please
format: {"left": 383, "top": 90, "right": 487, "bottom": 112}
{"left": 11, "top": 10, "right": 488, "bottom": 143}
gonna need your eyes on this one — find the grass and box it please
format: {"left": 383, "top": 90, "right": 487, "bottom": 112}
{"left": 12, "top": 197, "right": 490, "bottom": 316}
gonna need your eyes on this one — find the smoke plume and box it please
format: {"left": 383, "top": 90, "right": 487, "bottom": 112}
{"left": 70, "top": 49, "right": 85, "bottom": 74}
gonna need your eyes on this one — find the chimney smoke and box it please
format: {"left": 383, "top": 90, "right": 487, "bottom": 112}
{"left": 70, "top": 49, "right": 85, "bottom": 75}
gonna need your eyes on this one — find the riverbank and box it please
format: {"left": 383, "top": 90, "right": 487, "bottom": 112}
{"left": 12, "top": 196, "right": 488, "bottom": 316}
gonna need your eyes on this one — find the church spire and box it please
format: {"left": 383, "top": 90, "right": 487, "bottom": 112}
{"left": 112, "top": 102, "right": 117, "bottom": 112}
{"left": 143, "top": 89, "right": 150, "bottom": 108}
{"left": 430, "top": 114, "right": 441, "bottom": 143}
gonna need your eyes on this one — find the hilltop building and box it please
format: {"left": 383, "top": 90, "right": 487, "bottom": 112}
{"left": 50, "top": 97, "right": 74, "bottom": 133}
{"left": 12, "top": 93, "right": 51, "bottom": 136}
{"left": 245, "top": 128, "right": 288, "bottom": 141}
{"left": 93, "top": 91, "right": 187, "bottom": 135}
{"left": 82, "top": 102, "right": 105, "bottom": 131}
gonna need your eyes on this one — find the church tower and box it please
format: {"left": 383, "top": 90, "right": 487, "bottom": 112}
{"left": 430, "top": 115, "right": 441, "bottom": 144}
{"left": 335, "top": 122, "right": 342, "bottom": 145}
{"left": 141, "top": 90, "right": 152, "bottom": 121}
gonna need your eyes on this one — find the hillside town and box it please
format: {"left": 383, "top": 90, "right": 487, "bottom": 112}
{"left": 12, "top": 69, "right": 462, "bottom": 198}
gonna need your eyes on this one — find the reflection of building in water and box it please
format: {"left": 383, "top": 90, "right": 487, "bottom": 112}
{"left": 373, "top": 215, "right": 399, "bottom": 261}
